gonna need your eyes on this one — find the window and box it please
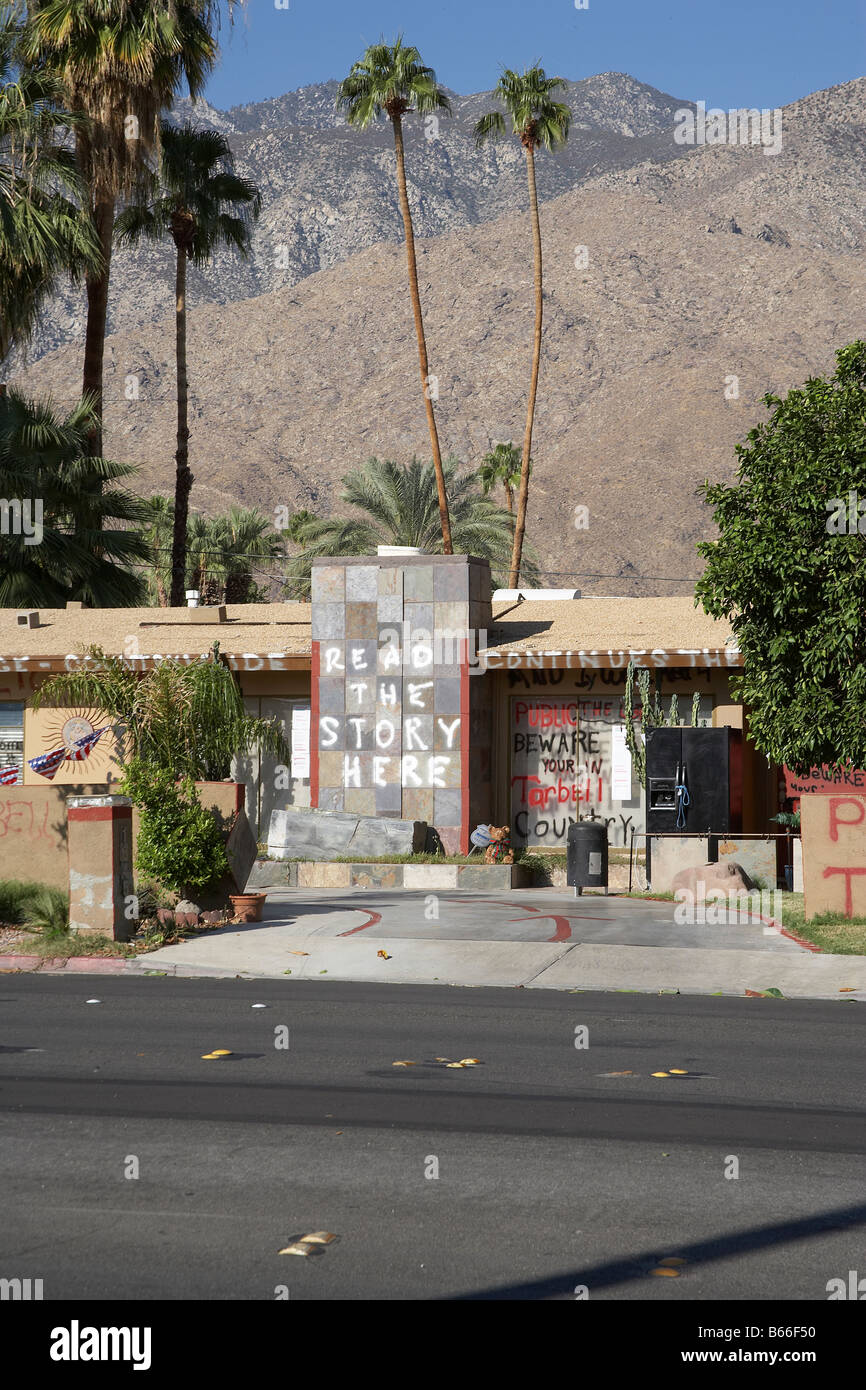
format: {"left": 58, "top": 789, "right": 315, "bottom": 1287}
{"left": 0, "top": 702, "right": 24, "bottom": 781}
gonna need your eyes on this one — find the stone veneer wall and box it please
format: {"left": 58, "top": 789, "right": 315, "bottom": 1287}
{"left": 310, "top": 554, "right": 492, "bottom": 855}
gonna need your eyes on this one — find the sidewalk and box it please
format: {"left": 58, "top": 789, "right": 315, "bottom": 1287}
{"left": 3, "top": 890, "right": 864, "bottom": 1000}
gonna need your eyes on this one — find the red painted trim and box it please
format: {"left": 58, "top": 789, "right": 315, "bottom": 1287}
{"left": 459, "top": 639, "right": 470, "bottom": 854}
{"left": 310, "top": 640, "right": 320, "bottom": 810}
{"left": 67, "top": 805, "right": 131, "bottom": 822}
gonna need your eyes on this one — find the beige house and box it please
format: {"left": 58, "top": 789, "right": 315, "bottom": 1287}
{"left": 0, "top": 591, "right": 777, "bottom": 881}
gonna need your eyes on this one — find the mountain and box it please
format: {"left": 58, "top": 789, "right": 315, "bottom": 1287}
{"left": 12, "top": 73, "right": 866, "bottom": 595}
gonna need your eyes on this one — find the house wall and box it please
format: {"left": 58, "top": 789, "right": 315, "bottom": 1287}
{"left": 490, "top": 665, "right": 749, "bottom": 851}
{"left": 0, "top": 781, "right": 243, "bottom": 891}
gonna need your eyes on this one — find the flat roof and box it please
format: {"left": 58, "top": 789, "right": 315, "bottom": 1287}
{"left": 0, "top": 596, "right": 738, "bottom": 671}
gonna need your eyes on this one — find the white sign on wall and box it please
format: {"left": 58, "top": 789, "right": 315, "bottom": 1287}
{"left": 611, "top": 724, "right": 633, "bottom": 801}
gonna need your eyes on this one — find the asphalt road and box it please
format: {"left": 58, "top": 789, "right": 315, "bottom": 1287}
{"left": 1, "top": 975, "right": 863, "bottom": 1301}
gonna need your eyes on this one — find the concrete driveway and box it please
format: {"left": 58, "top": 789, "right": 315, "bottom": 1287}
{"left": 256, "top": 887, "right": 801, "bottom": 951}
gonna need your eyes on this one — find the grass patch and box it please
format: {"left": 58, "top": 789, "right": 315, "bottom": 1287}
{"left": 780, "top": 893, "right": 866, "bottom": 955}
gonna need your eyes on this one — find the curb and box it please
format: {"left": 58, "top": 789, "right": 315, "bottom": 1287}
{"left": 0, "top": 954, "right": 128, "bottom": 974}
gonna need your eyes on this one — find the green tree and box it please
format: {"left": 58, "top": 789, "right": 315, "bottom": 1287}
{"left": 32, "top": 641, "right": 289, "bottom": 779}
{"left": 695, "top": 342, "right": 866, "bottom": 773}
{"left": 0, "top": 5, "right": 100, "bottom": 388}
{"left": 337, "top": 37, "right": 453, "bottom": 554}
{"left": 475, "top": 66, "right": 570, "bottom": 587}
{"left": 478, "top": 441, "right": 529, "bottom": 515}
{"left": 0, "top": 388, "right": 148, "bottom": 606}
{"left": 283, "top": 454, "right": 540, "bottom": 599}
{"left": 24, "top": 0, "right": 222, "bottom": 453}
{"left": 116, "top": 121, "right": 260, "bottom": 605}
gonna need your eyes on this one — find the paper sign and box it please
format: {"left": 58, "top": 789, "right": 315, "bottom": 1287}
{"left": 611, "top": 725, "right": 633, "bottom": 801}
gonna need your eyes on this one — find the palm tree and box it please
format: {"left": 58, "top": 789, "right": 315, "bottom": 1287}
{"left": 337, "top": 38, "right": 453, "bottom": 554}
{"left": 478, "top": 441, "right": 530, "bottom": 515}
{"left": 142, "top": 493, "right": 173, "bottom": 605}
{"left": 211, "top": 506, "right": 284, "bottom": 604}
{"left": 0, "top": 7, "right": 100, "bottom": 390}
{"left": 283, "top": 455, "right": 541, "bottom": 599}
{"left": 116, "top": 121, "right": 260, "bottom": 606}
{"left": 475, "top": 66, "right": 570, "bottom": 586}
{"left": 24, "top": 0, "right": 221, "bottom": 453}
{"left": 0, "top": 388, "right": 149, "bottom": 607}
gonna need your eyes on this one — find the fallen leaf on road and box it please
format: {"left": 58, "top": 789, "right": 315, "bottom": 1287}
{"left": 251, "top": 1003, "right": 268, "bottom": 1009}
{"left": 745, "top": 989, "right": 767, "bottom": 997}
{"left": 301, "top": 1232, "right": 338, "bottom": 1245}
{"left": 392, "top": 1060, "right": 416, "bottom": 1067}
{"left": 651, "top": 1071, "right": 670, "bottom": 1077}
{"left": 287, "top": 950, "right": 309, "bottom": 956}
{"left": 763, "top": 987, "right": 785, "bottom": 998}
{"left": 201, "top": 1049, "right": 232, "bottom": 1060}
{"left": 459, "top": 1058, "right": 482, "bottom": 1065}
{"left": 668, "top": 1069, "right": 688, "bottom": 1075}
{"left": 85, "top": 999, "right": 101, "bottom": 1005}
{"left": 651, "top": 1267, "right": 680, "bottom": 1278}
{"left": 598, "top": 1070, "right": 634, "bottom": 1076}
{"left": 319, "top": 969, "right": 328, "bottom": 974}
{"left": 658, "top": 1257, "right": 686, "bottom": 1267}
{"left": 446, "top": 1061, "right": 468, "bottom": 1068}
{"left": 435, "top": 1057, "right": 451, "bottom": 1062}
{"left": 283, "top": 969, "right": 292, "bottom": 975}
{"left": 839, "top": 987, "right": 857, "bottom": 992}
{"left": 377, "top": 950, "right": 391, "bottom": 959}
{"left": 278, "top": 1243, "right": 319, "bottom": 1257}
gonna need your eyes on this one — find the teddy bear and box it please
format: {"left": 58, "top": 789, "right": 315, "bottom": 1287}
{"left": 484, "top": 825, "right": 514, "bottom": 864}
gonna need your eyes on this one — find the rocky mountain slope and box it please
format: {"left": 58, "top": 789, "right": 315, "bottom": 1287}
{"left": 13, "top": 73, "right": 866, "bottom": 595}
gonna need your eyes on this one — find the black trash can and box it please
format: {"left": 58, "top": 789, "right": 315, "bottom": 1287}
{"left": 567, "top": 821, "right": 608, "bottom": 896}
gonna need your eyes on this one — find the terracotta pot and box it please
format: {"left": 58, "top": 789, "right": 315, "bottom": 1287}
{"left": 229, "top": 893, "right": 267, "bottom": 923}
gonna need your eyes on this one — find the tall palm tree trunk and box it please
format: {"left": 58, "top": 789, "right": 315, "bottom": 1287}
{"left": 509, "top": 143, "right": 543, "bottom": 588}
{"left": 170, "top": 243, "right": 193, "bottom": 606}
{"left": 391, "top": 114, "right": 452, "bottom": 554}
{"left": 81, "top": 197, "right": 114, "bottom": 455}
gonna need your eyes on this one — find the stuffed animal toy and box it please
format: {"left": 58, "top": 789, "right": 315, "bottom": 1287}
{"left": 484, "top": 825, "right": 513, "bottom": 864}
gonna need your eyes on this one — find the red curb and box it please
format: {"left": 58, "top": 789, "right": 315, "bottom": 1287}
{"left": 59, "top": 957, "right": 129, "bottom": 973}
{"left": 0, "top": 953, "right": 129, "bottom": 973}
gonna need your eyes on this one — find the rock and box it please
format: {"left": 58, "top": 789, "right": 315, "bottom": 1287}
{"left": 225, "top": 807, "right": 258, "bottom": 892}
{"left": 671, "top": 861, "right": 757, "bottom": 896}
{"left": 267, "top": 807, "right": 426, "bottom": 861}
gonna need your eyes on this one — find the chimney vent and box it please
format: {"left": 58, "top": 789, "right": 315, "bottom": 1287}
{"left": 16, "top": 610, "right": 40, "bottom": 628}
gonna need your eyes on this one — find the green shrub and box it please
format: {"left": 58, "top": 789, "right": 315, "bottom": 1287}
{"left": 21, "top": 886, "right": 69, "bottom": 936}
{"left": 0, "top": 879, "right": 33, "bottom": 925}
{"left": 122, "top": 761, "right": 229, "bottom": 896}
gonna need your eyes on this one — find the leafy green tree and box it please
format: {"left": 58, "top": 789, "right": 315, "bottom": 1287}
{"left": 117, "top": 121, "right": 260, "bottom": 605}
{"left": 24, "top": 0, "right": 223, "bottom": 452}
{"left": 284, "top": 454, "right": 540, "bottom": 598}
{"left": 478, "top": 441, "right": 529, "bottom": 515}
{"left": 0, "top": 5, "right": 100, "bottom": 387}
{"left": 695, "top": 342, "right": 866, "bottom": 773}
{"left": 32, "top": 641, "right": 289, "bottom": 779}
{"left": 0, "top": 388, "right": 148, "bottom": 606}
{"left": 337, "top": 38, "right": 453, "bottom": 553}
{"left": 475, "top": 66, "right": 570, "bottom": 586}
{"left": 141, "top": 493, "right": 173, "bottom": 605}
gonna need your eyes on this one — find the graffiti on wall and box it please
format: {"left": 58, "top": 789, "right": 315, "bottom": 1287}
{"left": 510, "top": 696, "right": 643, "bottom": 848}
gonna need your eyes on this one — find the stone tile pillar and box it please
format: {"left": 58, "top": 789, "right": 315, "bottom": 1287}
{"left": 310, "top": 555, "right": 492, "bottom": 855}
{"left": 67, "top": 795, "right": 136, "bottom": 940}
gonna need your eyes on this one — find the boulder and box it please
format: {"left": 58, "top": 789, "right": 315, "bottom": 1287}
{"left": 671, "top": 861, "right": 757, "bottom": 896}
{"left": 267, "top": 806, "right": 426, "bottom": 862}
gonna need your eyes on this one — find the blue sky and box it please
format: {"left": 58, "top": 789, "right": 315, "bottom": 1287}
{"left": 207, "top": 0, "right": 865, "bottom": 111}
